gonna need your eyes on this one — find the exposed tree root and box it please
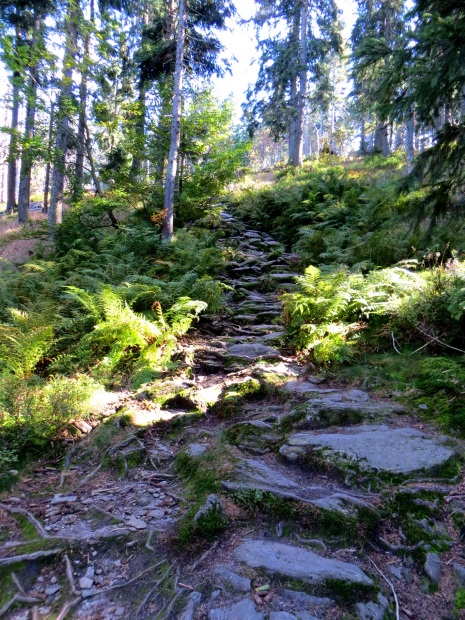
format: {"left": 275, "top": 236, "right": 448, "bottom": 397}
{"left": 0, "top": 548, "right": 63, "bottom": 567}
{"left": 0, "top": 503, "right": 51, "bottom": 539}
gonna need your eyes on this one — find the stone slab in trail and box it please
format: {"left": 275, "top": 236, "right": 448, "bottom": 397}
{"left": 280, "top": 424, "right": 456, "bottom": 475}
{"left": 208, "top": 597, "right": 265, "bottom": 619}
{"left": 226, "top": 343, "right": 282, "bottom": 360}
{"left": 234, "top": 540, "right": 373, "bottom": 587}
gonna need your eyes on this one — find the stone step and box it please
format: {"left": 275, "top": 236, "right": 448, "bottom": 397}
{"left": 226, "top": 343, "right": 283, "bottom": 361}
{"left": 234, "top": 540, "right": 374, "bottom": 591}
{"left": 280, "top": 424, "right": 457, "bottom": 480}
{"left": 221, "top": 458, "right": 378, "bottom": 524}
{"left": 278, "top": 388, "right": 406, "bottom": 430}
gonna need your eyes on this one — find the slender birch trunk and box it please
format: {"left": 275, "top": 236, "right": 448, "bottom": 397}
{"left": 162, "top": 0, "right": 186, "bottom": 243}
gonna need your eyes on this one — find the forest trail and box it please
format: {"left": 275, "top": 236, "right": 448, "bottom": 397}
{"left": 1, "top": 211, "right": 465, "bottom": 620}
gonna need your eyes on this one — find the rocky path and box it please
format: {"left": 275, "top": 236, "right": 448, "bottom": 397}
{"left": 1, "top": 212, "right": 465, "bottom": 619}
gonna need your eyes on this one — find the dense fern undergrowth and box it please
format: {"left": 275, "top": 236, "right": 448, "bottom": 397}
{"left": 232, "top": 154, "right": 465, "bottom": 435}
{"left": 2, "top": 153, "right": 465, "bottom": 483}
{"left": 0, "top": 198, "right": 228, "bottom": 480}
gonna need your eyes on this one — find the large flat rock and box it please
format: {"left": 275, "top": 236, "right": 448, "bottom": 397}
{"left": 208, "top": 598, "right": 264, "bottom": 620}
{"left": 227, "top": 343, "right": 282, "bottom": 360}
{"left": 234, "top": 540, "right": 373, "bottom": 587}
{"left": 280, "top": 425, "right": 455, "bottom": 476}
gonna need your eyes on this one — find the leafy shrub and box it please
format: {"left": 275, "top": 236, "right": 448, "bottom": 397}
{"left": 283, "top": 261, "right": 465, "bottom": 365}
{"left": 0, "top": 374, "right": 101, "bottom": 476}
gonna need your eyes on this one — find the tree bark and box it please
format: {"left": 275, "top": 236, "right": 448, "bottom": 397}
{"left": 130, "top": 84, "right": 147, "bottom": 180}
{"left": 6, "top": 29, "right": 21, "bottom": 214}
{"left": 74, "top": 0, "right": 93, "bottom": 201}
{"left": 162, "top": 0, "right": 186, "bottom": 243}
{"left": 18, "top": 11, "right": 41, "bottom": 224}
{"left": 406, "top": 111, "right": 415, "bottom": 174}
{"left": 43, "top": 102, "right": 55, "bottom": 214}
{"left": 293, "top": 0, "right": 309, "bottom": 167}
{"left": 287, "top": 10, "right": 300, "bottom": 164}
{"left": 49, "top": 0, "right": 79, "bottom": 226}
{"left": 374, "top": 120, "right": 390, "bottom": 156}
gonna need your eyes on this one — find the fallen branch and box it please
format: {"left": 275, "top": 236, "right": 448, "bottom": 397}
{"left": 158, "top": 590, "right": 183, "bottom": 620}
{"left": 191, "top": 540, "right": 220, "bottom": 571}
{"left": 0, "top": 548, "right": 63, "bottom": 567}
{"left": 368, "top": 557, "right": 400, "bottom": 620}
{"left": 55, "top": 596, "right": 81, "bottom": 620}
{"left": 0, "top": 503, "right": 50, "bottom": 539}
{"left": 11, "top": 572, "right": 25, "bottom": 594}
{"left": 158, "top": 570, "right": 182, "bottom": 620}
{"left": 136, "top": 563, "right": 174, "bottom": 616}
{"left": 64, "top": 554, "right": 80, "bottom": 596}
{"left": 391, "top": 331, "right": 402, "bottom": 355}
{"left": 417, "top": 327, "right": 465, "bottom": 354}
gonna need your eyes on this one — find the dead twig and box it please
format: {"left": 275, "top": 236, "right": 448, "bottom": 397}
{"left": 64, "top": 554, "right": 80, "bottom": 596}
{"left": 368, "top": 557, "right": 400, "bottom": 620}
{"left": 0, "top": 503, "right": 50, "bottom": 539}
{"left": 391, "top": 331, "right": 402, "bottom": 355}
{"left": 417, "top": 327, "right": 465, "bottom": 354}
{"left": 191, "top": 540, "right": 220, "bottom": 571}
{"left": 0, "top": 548, "right": 63, "bottom": 567}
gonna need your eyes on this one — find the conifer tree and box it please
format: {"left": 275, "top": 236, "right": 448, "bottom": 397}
{"left": 245, "top": 0, "right": 342, "bottom": 166}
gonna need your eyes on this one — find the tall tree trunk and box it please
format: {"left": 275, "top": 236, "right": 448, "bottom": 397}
{"left": 288, "top": 74, "right": 297, "bottom": 164}
{"left": 287, "top": 10, "right": 300, "bottom": 164}
{"left": 74, "top": 0, "right": 93, "bottom": 201}
{"left": 360, "top": 118, "right": 366, "bottom": 154}
{"left": 130, "top": 83, "right": 147, "bottom": 180}
{"left": 293, "top": 0, "right": 309, "bottom": 167}
{"left": 374, "top": 120, "right": 390, "bottom": 156}
{"left": 43, "top": 101, "right": 55, "bottom": 214}
{"left": 162, "top": 0, "right": 186, "bottom": 243}
{"left": 6, "top": 30, "right": 21, "bottom": 214}
{"left": 18, "top": 11, "right": 41, "bottom": 224}
{"left": 49, "top": 0, "right": 79, "bottom": 226}
{"left": 406, "top": 110, "right": 415, "bottom": 174}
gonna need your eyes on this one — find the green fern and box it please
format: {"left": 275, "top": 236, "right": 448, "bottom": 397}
{"left": 0, "top": 310, "right": 54, "bottom": 379}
